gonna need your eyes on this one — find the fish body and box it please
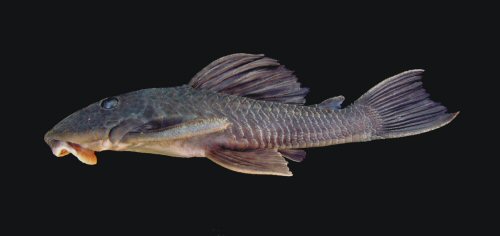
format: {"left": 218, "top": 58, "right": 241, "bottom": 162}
{"left": 45, "top": 54, "right": 458, "bottom": 176}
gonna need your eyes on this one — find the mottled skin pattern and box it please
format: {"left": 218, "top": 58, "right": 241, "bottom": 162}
{"left": 129, "top": 85, "right": 377, "bottom": 152}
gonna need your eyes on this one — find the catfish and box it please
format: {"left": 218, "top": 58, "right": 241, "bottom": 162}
{"left": 44, "top": 54, "right": 458, "bottom": 176}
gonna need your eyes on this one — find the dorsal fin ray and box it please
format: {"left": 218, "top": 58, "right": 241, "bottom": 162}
{"left": 189, "top": 53, "right": 309, "bottom": 105}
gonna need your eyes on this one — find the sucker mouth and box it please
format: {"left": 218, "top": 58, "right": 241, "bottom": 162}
{"left": 47, "top": 139, "right": 97, "bottom": 165}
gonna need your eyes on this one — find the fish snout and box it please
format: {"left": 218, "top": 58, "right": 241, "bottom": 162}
{"left": 44, "top": 129, "right": 98, "bottom": 165}
{"left": 44, "top": 129, "right": 72, "bottom": 157}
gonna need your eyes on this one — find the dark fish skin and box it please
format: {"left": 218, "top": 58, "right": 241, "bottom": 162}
{"left": 156, "top": 85, "right": 374, "bottom": 150}
{"left": 44, "top": 53, "right": 458, "bottom": 176}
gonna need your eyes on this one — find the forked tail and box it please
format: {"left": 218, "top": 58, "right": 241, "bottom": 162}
{"left": 354, "top": 69, "right": 458, "bottom": 139}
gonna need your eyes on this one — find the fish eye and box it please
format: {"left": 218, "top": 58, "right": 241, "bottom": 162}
{"left": 101, "top": 97, "right": 119, "bottom": 109}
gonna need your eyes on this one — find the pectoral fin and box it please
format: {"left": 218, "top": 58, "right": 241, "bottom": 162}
{"left": 122, "top": 117, "right": 230, "bottom": 143}
{"left": 206, "top": 149, "right": 292, "bottom": 176}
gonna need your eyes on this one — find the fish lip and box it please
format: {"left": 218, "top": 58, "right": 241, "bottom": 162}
{"left": 46, "top": 138, "right": 98, "bottom": 165}
{"left": 46, "top": 138, "right": 84, "bottom": 157}
{"left": 44, "top": 130, "right": 73, "bottom": 155}
{"left": 47, "top": 139, "right": 71, "bottom": 157}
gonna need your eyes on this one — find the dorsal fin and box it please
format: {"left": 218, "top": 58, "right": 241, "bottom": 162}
{"left": 189, "top": 53, "right": 309, "bottom": 105}
{"left": 318, "top": 95, "right": 345, "bottom": 110}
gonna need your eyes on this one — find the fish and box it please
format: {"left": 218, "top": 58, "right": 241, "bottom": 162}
{"left": 44, "top": 53, "right": 459, "bottom": 176}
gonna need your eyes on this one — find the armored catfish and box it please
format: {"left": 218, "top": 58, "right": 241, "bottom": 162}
{"left": 44, "top": 54, "right": 458, "bottom": 176}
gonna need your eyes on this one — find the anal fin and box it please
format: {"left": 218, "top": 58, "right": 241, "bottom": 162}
{"left": 206, "top": 149, "right": 292, "bottom": 176}
{"left": 279, "top": 149, "right": 306, "bottom": 162}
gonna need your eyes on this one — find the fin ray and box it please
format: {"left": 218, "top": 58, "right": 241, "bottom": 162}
{"left": 189, "top": 53, "right": 308, "bottom": 104}
{"left": 318, "top": 95, "right": 345, "bottom": 110}
{"left": 354, "top": 69, "right": 458, "bottom": 139}
{"left": 206, "top": 149, "right": 292, "bottom": 176}
{"left": 279, "top": 149, "right": 306, "bottom": 162}
{"left": 122, "top": 118, "right": 230, "bottom": 143}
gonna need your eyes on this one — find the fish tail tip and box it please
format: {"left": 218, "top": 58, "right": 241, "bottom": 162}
{"left": 355, "top": 70, "right": 459, "bottom": 139}
{"left": 445, "top": 111, "right": 460, "bottom": 125}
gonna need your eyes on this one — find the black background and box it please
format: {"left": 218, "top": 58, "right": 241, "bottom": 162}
{"left": 6, "top": 2, "right": 492, "bottom": 235}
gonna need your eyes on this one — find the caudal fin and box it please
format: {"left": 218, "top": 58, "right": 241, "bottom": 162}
{"left": 355, "top": 69, "right": 458, "bottom": 139}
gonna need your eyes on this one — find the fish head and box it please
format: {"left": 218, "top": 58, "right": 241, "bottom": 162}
{"left": 44, "top": 89, "right": 158, "bottom": 165}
